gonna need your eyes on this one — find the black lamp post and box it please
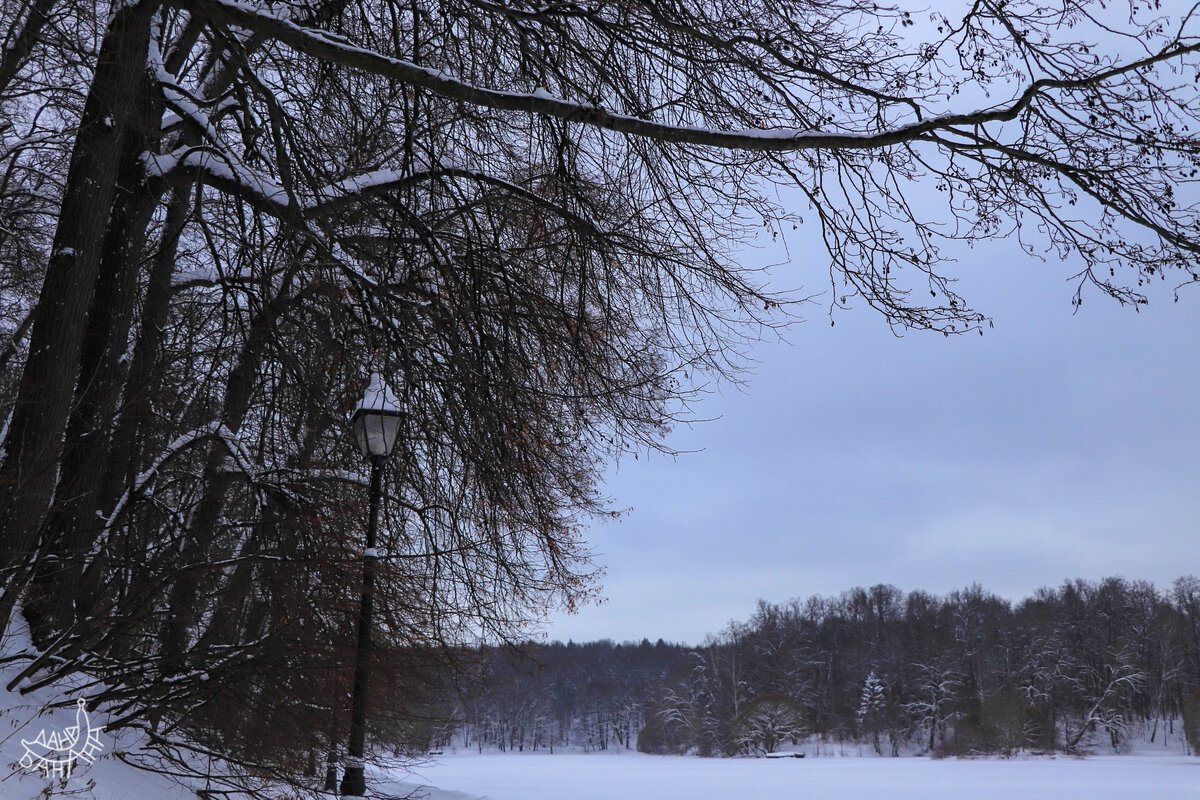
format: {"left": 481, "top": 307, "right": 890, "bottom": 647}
{"left": 340, "top": 373, "right": 402, "bottom": 796}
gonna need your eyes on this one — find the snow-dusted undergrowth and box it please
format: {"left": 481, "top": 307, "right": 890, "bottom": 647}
{"left": 0, "top": 616, "right": 204, "bottom": 800}
{"left": 0, "top": 613, "right": 467, "bottom": 800}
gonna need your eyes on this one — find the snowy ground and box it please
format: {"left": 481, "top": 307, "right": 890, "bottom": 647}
{"left": 399, "top": 750, "right": 1199, "bottom": 800}
{"left": 3, "top": 742, "right": 1197, "bottom": 798}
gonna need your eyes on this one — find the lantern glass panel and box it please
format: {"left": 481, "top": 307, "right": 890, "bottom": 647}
{"left": 351, "top": 408, "right": 402, "bottom": 458}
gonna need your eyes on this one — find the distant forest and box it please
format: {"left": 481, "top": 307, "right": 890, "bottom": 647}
{"left": 442, "top": 577, "right": 1200, "bottom": 758}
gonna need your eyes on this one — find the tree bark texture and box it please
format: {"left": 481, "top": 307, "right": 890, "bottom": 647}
{"left": 0, "top": 1, "right": 160, "bottom": 618}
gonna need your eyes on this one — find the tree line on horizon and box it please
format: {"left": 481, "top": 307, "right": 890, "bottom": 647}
{"left": 449, "top": 576, "right": 1200, "bottom": 758}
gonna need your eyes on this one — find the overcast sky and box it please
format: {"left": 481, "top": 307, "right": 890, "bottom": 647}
{"left": 543, "top": 222, "right": 1200, "bottom": 646}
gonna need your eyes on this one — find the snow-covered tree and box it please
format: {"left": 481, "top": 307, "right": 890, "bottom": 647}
{"left": 857, "top": 671, "right": 889, "bottom": 754}
{"left": 731, "top": 693, "right": 808, "bottom": 755}
{"left": 906, "top": 661, "right": 961, "bottom": 753}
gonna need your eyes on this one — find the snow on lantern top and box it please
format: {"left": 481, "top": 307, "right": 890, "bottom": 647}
{"left": 351, "top": 373, "right": 402, "bottom": 458}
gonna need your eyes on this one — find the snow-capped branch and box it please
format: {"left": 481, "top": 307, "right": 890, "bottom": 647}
{"left": 91, "top": 423, "right": 261, "bottom": 565}
{"left": 168, "top": 0, "right": 1200, "bottom": 153}
{"left": 308, "top": 165, "right": 612, "bottom": 237}
{"left": 145, "top": 146, "right": 291, "bottom": 212}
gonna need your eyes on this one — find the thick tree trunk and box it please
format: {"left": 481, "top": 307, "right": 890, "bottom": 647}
{"left": 31, "top": 17, "right": 271, "bottom": 643}
{"left": 27, "top": 171, "right": 161, "bottom": 642}
{"left": 0, "top": 0, "right": 159, "bottom": 632}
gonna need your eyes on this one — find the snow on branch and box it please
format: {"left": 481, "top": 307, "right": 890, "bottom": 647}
{"left": 144, "top": 144, "right": 615, "bottom": 253}
{"left": 145, "top": 146, "right": 290, "bottom": 211}
{"left": 170, "top": 0, "right": 1200, "bottom": 153}
{"left": 306, "top": 165, "right": 612, "bottom": 236}
{"left": 90, "top": 423, "right": 261, "bottom": 562}
{"left": 307, "top": 166, "right": 414, "bottom": 211}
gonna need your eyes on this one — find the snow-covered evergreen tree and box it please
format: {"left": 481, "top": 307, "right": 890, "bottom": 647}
{"left": 857, "top": 671, "right": 889, "bottom": 755}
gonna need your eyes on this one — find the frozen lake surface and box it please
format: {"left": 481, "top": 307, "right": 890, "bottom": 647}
{"left": 397, "top": 750, "right": 1198, "bottom": 800}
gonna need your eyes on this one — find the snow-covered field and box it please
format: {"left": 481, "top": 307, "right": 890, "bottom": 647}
{"left": 400, "top": 750, "right": 1199, "bottom": 800}
{"left": 3, "top": 743, "right": 1196, "bottom": 799}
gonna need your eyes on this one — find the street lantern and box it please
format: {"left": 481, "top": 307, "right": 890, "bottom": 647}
{"left": 349, "top": 373, "right": 403, "bottom": 459}
{"left": 339, "top": 372, "right": 401, "bottom": 797}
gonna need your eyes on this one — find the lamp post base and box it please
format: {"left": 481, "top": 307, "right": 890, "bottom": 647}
{"left": 339, "top": 763, "right": 366, "bottom": 796}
